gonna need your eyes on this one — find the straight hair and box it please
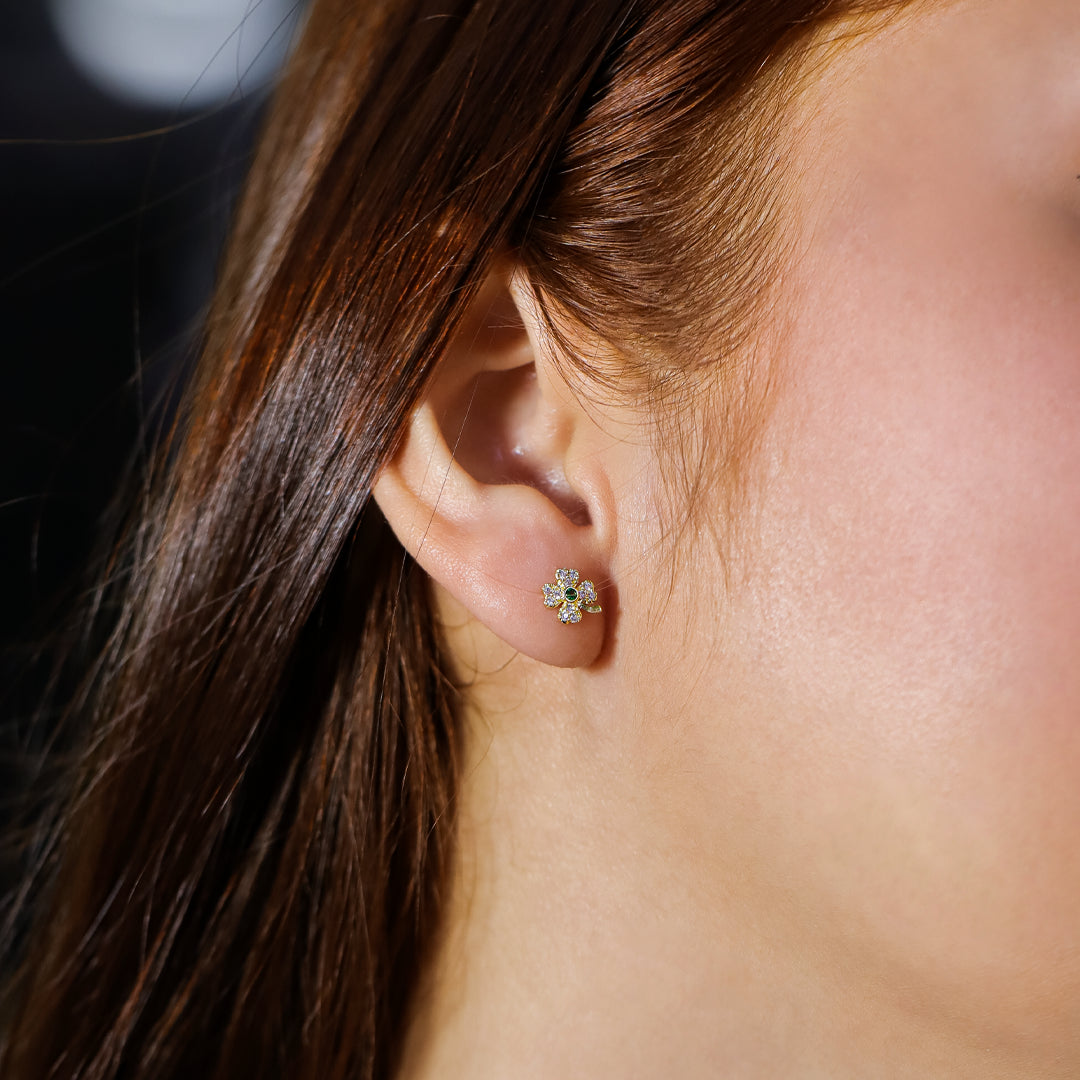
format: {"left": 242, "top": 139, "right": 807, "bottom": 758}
{"left": 1, "top": 2, "right": 902, "bottom": 1077}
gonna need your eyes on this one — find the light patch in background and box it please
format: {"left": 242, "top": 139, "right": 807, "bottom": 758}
{"left": 47, "top": 0, "right": 304, "bottom": 109}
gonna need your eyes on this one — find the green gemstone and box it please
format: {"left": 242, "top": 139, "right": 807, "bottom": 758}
{"left": 564, "top": 587, "right": 578, "bottom": 602}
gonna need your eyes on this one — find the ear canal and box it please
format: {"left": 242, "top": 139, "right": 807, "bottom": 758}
{"left": 434, "top": 361, "right": 592, "bottom": 527}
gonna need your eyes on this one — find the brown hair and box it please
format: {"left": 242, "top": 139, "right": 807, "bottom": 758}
{"left": 2, "top": 2, "right": 899, "bottom": 1077}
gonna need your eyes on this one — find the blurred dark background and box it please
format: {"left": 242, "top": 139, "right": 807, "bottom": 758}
{"left": 1, "top": 0, "right": 304, "bottom": 753}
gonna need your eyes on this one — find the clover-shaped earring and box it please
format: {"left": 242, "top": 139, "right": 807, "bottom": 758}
{"left": 542, "top": 568, "right": 602, "bottom": 625}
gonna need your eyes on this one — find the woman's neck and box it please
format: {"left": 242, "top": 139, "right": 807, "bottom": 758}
{"left": 393, "top": 656, "right": 1055, "bottom": 1080}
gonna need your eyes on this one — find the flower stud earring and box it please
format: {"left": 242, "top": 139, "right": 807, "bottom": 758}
{"left": 542, "top": 568, "right": 602, "bottom": 625}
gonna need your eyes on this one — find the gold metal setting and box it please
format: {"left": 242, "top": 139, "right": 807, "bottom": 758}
{"left": 542, "top": 568, "right": 601, "bottom": 625}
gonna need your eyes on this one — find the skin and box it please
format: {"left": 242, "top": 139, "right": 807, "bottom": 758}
{"left": 376, "top": 1, "right": 1080, "bottom": 1075}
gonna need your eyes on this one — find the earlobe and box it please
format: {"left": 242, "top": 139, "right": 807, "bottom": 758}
{"left": 371, "top": 265, "right": 614, "bottom": 669}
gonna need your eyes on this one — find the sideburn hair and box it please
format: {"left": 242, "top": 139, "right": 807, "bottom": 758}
{"left": 1, "top": 2, "right": 903, "bottom": 1077}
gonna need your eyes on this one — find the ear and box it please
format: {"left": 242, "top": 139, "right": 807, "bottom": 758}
{"left": 372, "top": 262, "right": 616, "bottom": 669}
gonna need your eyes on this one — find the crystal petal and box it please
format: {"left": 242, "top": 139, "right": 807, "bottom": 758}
{"left": 558, "top": 603, "right": 582, "bottom": 624}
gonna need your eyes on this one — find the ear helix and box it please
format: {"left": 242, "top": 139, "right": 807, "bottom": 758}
{"left": 541, "top": 567, "right": 602, "bottom": 625}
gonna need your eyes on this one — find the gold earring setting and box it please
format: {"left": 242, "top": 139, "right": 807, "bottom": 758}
{"left": 542, "top": 568, "right": 601, "bottom": 625}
